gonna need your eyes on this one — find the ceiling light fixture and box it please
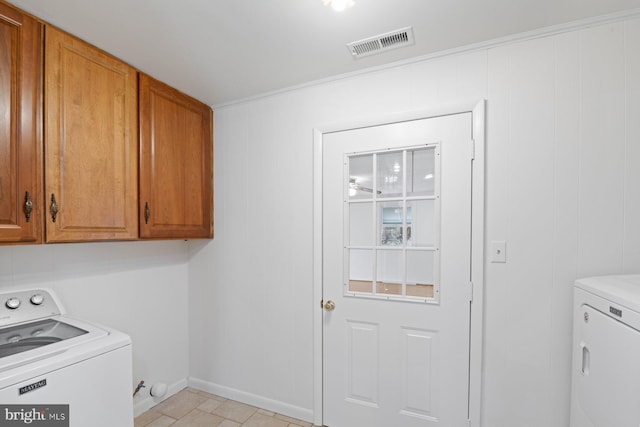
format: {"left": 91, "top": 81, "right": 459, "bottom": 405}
{"left": 323, "top": 0, "right": 354, "bottom": 12}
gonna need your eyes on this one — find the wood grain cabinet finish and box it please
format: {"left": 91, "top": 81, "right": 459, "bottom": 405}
{"left": 0, "top": 3, "right": 43, "bottom": 244}
{"left": 139, "top": 74, "right": 213, "bottom": 239}
{"left": 45, "top": 27, "right": 139, "bottom": 242}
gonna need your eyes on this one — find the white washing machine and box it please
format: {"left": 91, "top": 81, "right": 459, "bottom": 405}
{"left": 0, "top": 288, "right": 133, "bottom": 426}
{"left": 570, "top": 275, "right": 640, "bottom": 427}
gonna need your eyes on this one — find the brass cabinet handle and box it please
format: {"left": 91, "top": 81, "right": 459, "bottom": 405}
{"left": 144, "top": 202, "right": 150, "bottom": 224}
{"left": 24, "top": 191, "right": 33, "bottom": 223}
{"left": 50, "top": 193, "right": 59, "bottom": 223}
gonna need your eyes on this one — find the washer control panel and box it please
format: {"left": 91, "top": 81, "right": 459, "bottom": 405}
{"left": 0, "top": 290, "right": 61, "bottom": 327}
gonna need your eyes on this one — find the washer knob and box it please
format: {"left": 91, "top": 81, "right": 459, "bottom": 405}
{"left": 6, "top": 298, "right": 21, "bottom": 310}
{"left": 30, "top": 294, "right": 44, "bottom": 305}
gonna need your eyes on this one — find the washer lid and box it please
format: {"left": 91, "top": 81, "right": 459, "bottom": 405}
{"left": 575, "top": 275, "right": 640, "bottom": 313}
{"left": 0, "top": 316, "right": 110, "bottom": 374}
{"left": 0, "top": 318, "right": 88, "bottom": 358}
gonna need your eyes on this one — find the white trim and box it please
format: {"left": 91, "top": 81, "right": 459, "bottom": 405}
{"left": 214, "top": 8, "right": 640, "bottom": 109}
{"left": 312, "top": 128, "right": 324, "bottom": 427}
{"left": 133, "top": 377, "right": 188, "bottom": 417}
{"left": 318, "top": 102, "right": 483, "bottom": 135}
{"left": 188, "top": 377, "right": 315, "bottom": 424}
{"left": 469, "top": 100, "right": 486, "bottom": 427}
{"left": 312, "top": 100, "right": 486, "bottom": 427}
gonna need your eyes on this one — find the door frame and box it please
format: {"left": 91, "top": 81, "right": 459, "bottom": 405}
{"left": 313, "top": 100, "right": 486, "bottom": 427}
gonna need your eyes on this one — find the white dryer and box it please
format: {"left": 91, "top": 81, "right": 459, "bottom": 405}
{"left": 0, "top": 288, "right": 133, "bottom": 426}
{"left": 570, "top": 275, "right": 640, "bottom": 427}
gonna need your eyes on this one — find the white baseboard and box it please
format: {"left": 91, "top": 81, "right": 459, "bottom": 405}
{"left": 188, "top": 377, "right": 315, "bottom": 424}
{"left": 133, "top": 378, "right": 188, "bottom": 417}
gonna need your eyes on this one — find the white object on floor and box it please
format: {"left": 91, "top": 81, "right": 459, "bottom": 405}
{"left": 150, "top": 382, "right": 168, "bottom": 397}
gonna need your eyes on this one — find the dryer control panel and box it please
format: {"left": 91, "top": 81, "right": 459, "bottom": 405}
{"left": 0, "top": 290, "right": 60, "bottom": 327}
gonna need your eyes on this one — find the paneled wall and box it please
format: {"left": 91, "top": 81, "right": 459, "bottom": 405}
{"left": 189, "top": 16, "right": 640, "bottom": 427}
{"left": 188, "top": 50, "right": 486, "bottom": 420}
{"left": 485, "top": 20, "right": 640, "bottom": 426}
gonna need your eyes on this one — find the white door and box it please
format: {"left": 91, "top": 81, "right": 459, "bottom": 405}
{"left": 322, "top": 113, "right": 473, "bottom": 427}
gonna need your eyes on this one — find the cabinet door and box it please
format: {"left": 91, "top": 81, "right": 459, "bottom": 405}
{"left": 0, "top": 4, "right": 42, "bottom": 244}
{"left": 45, "top": 27, "right": 138, "bottom": 242}
{"left": 139, "top": 74, "right": 213, "bottom": 239}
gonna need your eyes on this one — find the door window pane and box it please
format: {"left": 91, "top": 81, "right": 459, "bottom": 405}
{"left": 407, "top": 199, "right": 435, "bottom": 247}
{"left": 350, "top": 203, "right": 373, "bottom": 246}
{"left": 349, "top": 249, "right": 373, "bottom": 294}
{"left": 377, "top": 151, "right": 403, "bottom": 198}
{"left": 378, "top": 202, "right": 404, "bottom": 246}
{"left": 376, "top": 249, "right": 402, "bottom": 285}
{"left": 406, "top": 250, "right": 435, "bottom": 284}
{"left": 407, "top": 147, "right": 435, "bottom": 197}
{"left": 349, "top": 154, "right": 374, "bottom": 200}
{"left": 406, "top": 251, "right": 435, "bottom": 298}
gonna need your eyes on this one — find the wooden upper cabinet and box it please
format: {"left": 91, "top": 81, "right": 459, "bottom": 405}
{"left": 44, "top": 26, "right": 139, "bottom": 242}
{"left": 0, "top": 3, "right": 43, "bottom": 244}
{"left": 139, "top": 74, "right": 213, "bottom": 239}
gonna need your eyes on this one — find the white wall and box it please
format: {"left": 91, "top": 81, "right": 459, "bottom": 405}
{"left": 188, "top": 15, "right": 640, "bottom": 427}
{"left": 484, "top": 19, "right": 640, "bottom": 426}
{"left": 0, "top": 240, "right": 190, "bottom": 413}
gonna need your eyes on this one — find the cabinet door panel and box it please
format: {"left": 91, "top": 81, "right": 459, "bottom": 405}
{"left": 45, "top": 27, "right": 138, "bottom": 242}
{"left": 139, "top": 74, "right": 213, "bottom": 239}
{"left": 0, "top": 4, "right": 42, "bottom": 244}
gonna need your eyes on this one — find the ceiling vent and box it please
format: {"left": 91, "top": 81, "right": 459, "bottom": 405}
{"left": 347, "top": 26, "right": 415, "bottom": 59}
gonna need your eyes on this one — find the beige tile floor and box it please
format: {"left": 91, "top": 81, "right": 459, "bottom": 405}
{"left": 135, "top": 388, "right": 314, "bottom": 427}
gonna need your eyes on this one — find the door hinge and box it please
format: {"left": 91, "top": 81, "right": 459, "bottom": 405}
{"left": 468, "top": 281, "right": 474, "bottom": 302}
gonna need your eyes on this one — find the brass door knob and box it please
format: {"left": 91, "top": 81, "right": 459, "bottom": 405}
{"left": 324, "top": 300, "right": 336, "bottom": 311}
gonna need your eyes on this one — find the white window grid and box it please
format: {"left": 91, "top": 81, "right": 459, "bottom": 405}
{"left": 343, "top": 143, "right": 441, "bottom": 304}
